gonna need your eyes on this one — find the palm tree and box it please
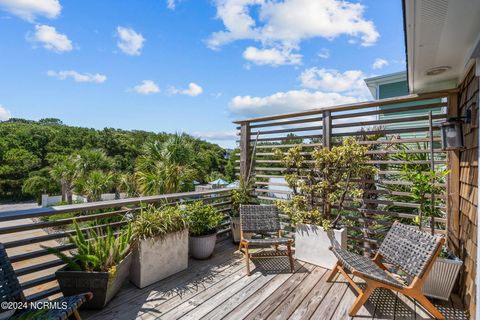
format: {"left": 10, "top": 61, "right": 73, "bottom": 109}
{"left": 50, "top": 156, "right": 77, "bottom": 204}
{"left": 135, "top": 134, "right": 195, "bottom": 195}
{"left": 73, "top": 149, "right": 113, "bottom": 174}
{"left": 75, "top": 170, "right": 114, "bottom": 202}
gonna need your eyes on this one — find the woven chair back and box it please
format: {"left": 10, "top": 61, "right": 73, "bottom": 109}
{"left": 0, "top": 243, "right": 25, "bottom": 305}
{"left": 240, "top": 205, "right": 280, "bottom": 233}
{"left": 378, "top": 222, "right": 443, "bottom": 278}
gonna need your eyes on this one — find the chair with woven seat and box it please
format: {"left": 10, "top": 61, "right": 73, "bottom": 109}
{"left": 0, "top": 243, "right": 92, "bottom": 320}
{"left": 239, "top": 205, "right": 294, "bottom": 275}
{"left": 327, "top": 221, "right": 446, "bottom": 319}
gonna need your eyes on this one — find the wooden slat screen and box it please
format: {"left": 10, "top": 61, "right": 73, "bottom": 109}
{"left": 235, "top": 93, "right": 450, "bottom": 255}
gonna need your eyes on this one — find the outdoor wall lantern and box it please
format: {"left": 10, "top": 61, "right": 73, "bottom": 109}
{"left": 439, "top": 110, "right": 471, "bottom": 150}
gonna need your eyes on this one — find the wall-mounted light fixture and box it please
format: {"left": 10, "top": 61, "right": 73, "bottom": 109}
{"left": 439, "top": 110, "right": 471, "bottom": 150}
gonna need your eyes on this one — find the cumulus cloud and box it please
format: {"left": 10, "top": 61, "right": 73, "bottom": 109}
{"left": 243, "top": 46, "right": 302, "bottom": 66}
{"left": 208, "top": 0, "right": 379, "bottom": 64}
{"left": 116, "top": 26, "right": 145, "bottom": 56}
{"left": 170, "top": 82, "right": 203, "bottom": 96}
{"left": 299, "top": 67, "right": 370, "bottom": 99}
{"left": 30, "top": 24, "right": 72, "bottom": 53}
{"left": 133, "top": 80, "right": 160, "bottom": 95}
{"left": 0, "top": 0, "right": 61, "bottom": 22}
{"left": 0, "top": 104, "right": 11, "bottom": 121}
{"left": 47, "top": 70, "right": 107, "bottom": 83}
{"left": 229, "top": 90, "right": 359, "bottom": 119}
{"left": 191, "top": 130, "right": 237, "bottom": 141}
{"left": 372, "top": 58, "right": 388, "bottom": 69}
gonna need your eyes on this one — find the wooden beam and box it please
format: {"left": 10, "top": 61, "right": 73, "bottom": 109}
{"left": 323, "top": 111, "right": 332, "bottom": 149}
{"left": 233, "top": 90, "right": 454, "bottom": 124}
{"left": 447, "top": 92, "right": 461, "bottom": 251}
{"left": 239, "top": 122, "right": 251, "bottom": 181}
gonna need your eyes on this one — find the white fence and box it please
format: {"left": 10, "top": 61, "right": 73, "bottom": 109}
{"left": 41, "top": 193, "right": 127, "bottom": 207}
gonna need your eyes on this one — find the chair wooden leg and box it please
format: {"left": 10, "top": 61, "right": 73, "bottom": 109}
{"left": 70, "top": 310, "right": 82, "bottom": 320}
{"left": 348, "top": 284, "right": 375, "bottom": 317}
{"left": 287, "top": 243, "right": 294, "bottom": 273}
{"left": 414, "top": 293, "right": 445, "bottom": 320}
{"left": 327, "top": 261, "right": 340, "bottom": 282}
{"left": 245, "top": 244, "right": 251, "bottom": 275}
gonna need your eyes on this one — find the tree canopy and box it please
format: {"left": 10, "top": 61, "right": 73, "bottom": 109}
{"left": 0, "top": 118, "right": 233, "bottom": 201}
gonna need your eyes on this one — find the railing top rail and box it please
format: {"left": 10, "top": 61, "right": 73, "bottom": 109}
{"left": 0, "top": 188, "right": 234, "bottom": 221}
{"left": 233, "top": 90, "right": 453, "bottom": 124}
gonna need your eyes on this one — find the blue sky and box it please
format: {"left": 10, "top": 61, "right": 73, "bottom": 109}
{"left": 0, "top": 0, "right": 406, "bottom": 148}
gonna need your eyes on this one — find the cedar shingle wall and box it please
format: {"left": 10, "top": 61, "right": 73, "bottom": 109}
{"left": 455, "top": 66, "right": 478, "bottom": 318}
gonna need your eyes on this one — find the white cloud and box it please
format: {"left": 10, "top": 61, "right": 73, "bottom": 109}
{"left": 191, "top": 130, "right": 237, "bottom": 141}
{"left": 299, "top": 67, "right": 370, "bottom": 99}
{"left": 116, "top": 26, "right": 145, "bottom": 56}
{"left": 47, "top": 70, "right": 107, "bottom": 83}
{"left": 229, "top": 89, "right": 359, "bottom": 119}
{"left": 167, "top": 0, "right": 176, "bottom": 10}
{"left": 372, "top": 58, "right": 388, "bottom": 69}
{"left": 31, "top": 24, "right": 72, "bottom": 53}
{"left": 170, "top": 82, "right": 203, "bottom": 96}
{"left": 243, "top": 46, "right": 302, "bottom": 66}
{"left": 208, "top": 0, "right": 379, "bottom": 64}
{"left": 0, "top": 0, "right": 61, "bottom": 22}
{"left": 318, "top": 48, "right": 330, "bottom": 59}
{"left": 133, "top": 80, "right": 160, "bottom": 95}
{"left": 0, "top": 104, "right": 11, "bottom": 121}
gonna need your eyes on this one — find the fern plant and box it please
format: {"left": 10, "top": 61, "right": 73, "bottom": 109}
{"left": 44, "top": 221, "right": 132, "bottom": 274}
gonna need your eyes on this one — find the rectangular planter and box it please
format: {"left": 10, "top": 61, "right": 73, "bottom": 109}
{"left": 129, "top": 229, "right": 188, "bottom": 288}
{"left": 422, "top": 257, "right": 463, "bottom": 301}
{"left": 294, "top": 224, "right": 347, "bottom": 269}
{"left": 230, "top": 217, "right": 241, "bottom": 243}
{"left": 56, "top": 252, "right": 132, "bottom": 309}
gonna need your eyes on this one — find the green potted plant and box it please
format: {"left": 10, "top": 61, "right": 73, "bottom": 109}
{"left": 184, "top": 201, "right": 224, "bottom": 259}
{"left": 129, "top": 204, "right": 188, "bottom": 288}
{"left": 400, "top": 163, "right": 462, "bottom": 301}
{"left": 45, "top": 221, "right": 132, "bottom": 309}
{"left": 275, "top": 137, "right": 376, "bottom": 269}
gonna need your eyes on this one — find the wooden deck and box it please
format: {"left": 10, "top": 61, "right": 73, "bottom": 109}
{"left": 82, "top": 238, "right": 468, "bottom": 320}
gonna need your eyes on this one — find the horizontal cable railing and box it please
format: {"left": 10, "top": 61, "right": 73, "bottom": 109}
{"left": 0, "top": 188, "right": 233, "bottom": 302}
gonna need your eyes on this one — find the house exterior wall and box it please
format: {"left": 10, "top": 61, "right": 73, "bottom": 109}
{"left": 377, "top": 80, "right": 443, "bottom": 134}
{"left": 451, "top": 65, "right": 478, "bottom": 318}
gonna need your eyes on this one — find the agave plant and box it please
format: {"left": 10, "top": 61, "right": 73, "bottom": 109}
{"left": 44, "top": 221, "right": 132, "bottom": 274}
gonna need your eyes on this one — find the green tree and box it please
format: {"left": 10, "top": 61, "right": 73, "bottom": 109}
{"left": 75, "top": 170, "right": 114, "bottom": 202}
{"left": 50, "top": 155, "right": 77, "bottom": 204}
{"left": 135, "top": 135, "right": 195, "bottom": 195}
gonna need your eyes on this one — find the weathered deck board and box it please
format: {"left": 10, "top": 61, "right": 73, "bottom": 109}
{"left": 82, "top": 239, "right": 468, "bottom": 320}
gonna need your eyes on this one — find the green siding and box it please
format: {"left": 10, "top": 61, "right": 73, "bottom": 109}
{"left": 377, "top": 80, "right": 442, "bottom": 137}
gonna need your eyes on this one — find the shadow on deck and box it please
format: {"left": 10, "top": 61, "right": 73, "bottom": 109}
{"left": 81, "top": 238, "right": 468, "bottom": 320}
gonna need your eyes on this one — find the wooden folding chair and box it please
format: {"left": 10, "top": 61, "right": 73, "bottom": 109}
{"left": 238, "top": 205, "right": 294, "bottom": 275}
{"left": 0, "top": 243, "right": 92, "bottom": 320}
{"left": 327, "top": 222, "right": 446, "bottom": 319}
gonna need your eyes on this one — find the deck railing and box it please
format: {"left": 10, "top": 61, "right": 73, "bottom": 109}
{"left": 235, "top": 91, "right": 456, "bottom": 255}
{"left": 0, "top": 188, "right": 233, "bottom": 302}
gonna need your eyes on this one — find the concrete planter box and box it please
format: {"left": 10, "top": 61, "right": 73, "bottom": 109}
{"left": 422, "top": 257, "right": 463, "bottom": 301}
{"left": 129, "top": 229, "right": 188, "bottom": 289}
{"left": 189, "top": 233, "right": 217, "bottom": 259}
{"left": 294, "top": 224, "right": 347, "bottom": 269}
{"left": 55, "top": 252, "right": 132, "bottom": 309}
{"left": 230, "top": 217, "right": 241, "bottom": 243}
